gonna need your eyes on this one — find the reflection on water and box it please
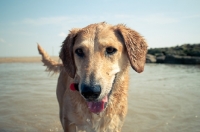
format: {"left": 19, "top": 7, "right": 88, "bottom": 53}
{"left": 0, "top": 63, "right": 200, "bottom": 132}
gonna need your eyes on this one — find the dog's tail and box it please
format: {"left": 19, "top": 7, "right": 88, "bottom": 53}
{"left": 37, "top": 44, "right": 63, "bottom": 73}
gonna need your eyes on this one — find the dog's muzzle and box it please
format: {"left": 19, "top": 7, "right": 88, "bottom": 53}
{"left": 70, "top": 83, "right": 107, "bottom": 114}
{"left": 80, "top": 83, "right": 109, "bottom": 114}
{"left": 81, "top": 84, "right": 101, "bottom": 101}
{"left": 70, "top": 74, "right": 117, "bottom": 114}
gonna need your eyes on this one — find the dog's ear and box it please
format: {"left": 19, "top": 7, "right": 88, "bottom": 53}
{"left": 59, "top": 29, "right": 79, "bottom": 78}
{"left": 115, "top": 24, "right": 148, "bottom": 73}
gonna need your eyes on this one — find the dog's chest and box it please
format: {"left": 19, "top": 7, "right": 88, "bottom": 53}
{"left": 75, "top": 112, "right": 122, "bottom": 132}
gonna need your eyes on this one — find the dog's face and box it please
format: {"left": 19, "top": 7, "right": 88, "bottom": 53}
{"left": 60, "top": 22, "right": 147, "bottom": 114}
{"left": 73, "top": 25, "right": 128, "bottom": 112}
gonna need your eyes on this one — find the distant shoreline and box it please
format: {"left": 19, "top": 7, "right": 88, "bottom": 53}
{"left": 0, "top": 56, "right": 59, "bottom": 63}
{"left": 146, "top": 43, "right": 200, "bottom": 64}
{"left": 1, "top": 43, "right": 200, "bottom": 64}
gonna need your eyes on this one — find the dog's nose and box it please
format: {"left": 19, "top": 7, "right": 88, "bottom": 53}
{"left": 81, "top": 84, "right": 101, "bottom": 101}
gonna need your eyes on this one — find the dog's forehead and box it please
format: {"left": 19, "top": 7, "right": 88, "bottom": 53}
{"left": 75, "top": 24, "right": 119, "bottom": 47}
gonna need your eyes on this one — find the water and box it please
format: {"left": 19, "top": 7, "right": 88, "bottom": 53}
{"left": 0, "top": 63, "right": 200, "bottom": 132}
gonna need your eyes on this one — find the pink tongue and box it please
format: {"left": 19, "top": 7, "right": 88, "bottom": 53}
{"left": 87, "top": 96, "right": 108, "bottom": 114}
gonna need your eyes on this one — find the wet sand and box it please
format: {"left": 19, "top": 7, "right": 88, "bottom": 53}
{"left": 0, "top": 56, "right": 59, "bottom": 63}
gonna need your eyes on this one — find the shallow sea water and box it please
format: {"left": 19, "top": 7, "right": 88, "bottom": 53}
{"left": 0, "top": 63, "right": 200, "bottom": 132}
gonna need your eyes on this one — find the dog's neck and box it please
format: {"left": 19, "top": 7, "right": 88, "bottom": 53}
{"left": 105, "top": 67, "right": 130, "bottom": 116}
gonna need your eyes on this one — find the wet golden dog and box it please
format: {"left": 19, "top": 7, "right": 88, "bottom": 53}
{"left": 38, "top": 22, "right": 147, "bottom": 132}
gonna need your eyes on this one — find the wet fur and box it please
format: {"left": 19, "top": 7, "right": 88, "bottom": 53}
{"left": 38, "top": 22, "right": 147, "bottom": 132}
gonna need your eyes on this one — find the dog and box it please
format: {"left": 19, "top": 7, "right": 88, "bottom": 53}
{"left": 38, "top": 22, "right": 147, "bottom": 132}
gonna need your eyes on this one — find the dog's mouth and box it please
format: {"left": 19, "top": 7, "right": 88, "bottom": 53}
{"left": 70, "top": 83, "right": 111, "bottom": 114}
{"left": 86, "top": 74, "right": 117, "bottom": 114}
{"left": 87, "top": 95, "right": 108, "bottom": 114}
{"left": 85, "top": 81, "right": 114, "bottom": 114}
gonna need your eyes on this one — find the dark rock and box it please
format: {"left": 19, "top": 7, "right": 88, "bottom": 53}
{"left": 156, "top": 56, "right": 165, "bottom": 63}
{"left": 155, "top": 53, "right": 164, "bottom": 57}
{"left": 164, "top": 55, "right": 200, "bottom": 64}
{"left": 147, "top": 43, "right": 200, "bottom": 57}
{"left": 146, "top": 54, "right": 156, "bottom": 63}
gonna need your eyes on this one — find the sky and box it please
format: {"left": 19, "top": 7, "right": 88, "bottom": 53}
{"left": 0, "top": 0, "right": 200, "bottom": 57}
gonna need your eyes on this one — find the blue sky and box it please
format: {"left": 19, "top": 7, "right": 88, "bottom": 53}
{"left": 0, "top": 0, "right": 200, "bottom": 57}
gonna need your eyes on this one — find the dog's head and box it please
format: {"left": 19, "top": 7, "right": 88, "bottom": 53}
{"left": 60, "top": 22, "right": 147, "bottom": 114}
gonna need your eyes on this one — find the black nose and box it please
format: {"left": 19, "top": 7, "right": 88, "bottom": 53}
{"left": 81, "top": 84, "right": 101, "bottom": 101}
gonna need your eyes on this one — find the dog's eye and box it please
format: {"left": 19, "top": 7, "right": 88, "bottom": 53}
{"left": 75, "top": 48, "right": 84, "bottom": 57}
{"left": 106, "top": 47, "right": 117, "bottom": 55}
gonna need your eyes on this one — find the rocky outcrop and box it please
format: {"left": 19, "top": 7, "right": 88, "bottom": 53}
{"left": 156, "top": 56, "right": 165, "bottom": 63}
{"left": 146, "top": 54, "right": 200, "bottom": 64}
{"left": 146, "top": 44, "right": 200, "bottom": 64}
{"left": 164, "top": 55, "right": 200, "bottom": 64}
{"left": 146, "top": 54, "right": 156, "bottom": 63}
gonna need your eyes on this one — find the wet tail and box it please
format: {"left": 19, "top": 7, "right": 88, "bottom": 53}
{"left": 37, "top": 44, "right": 63, "bottom": 73}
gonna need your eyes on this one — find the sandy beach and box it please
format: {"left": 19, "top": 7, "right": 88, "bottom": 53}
{"left": 0, "top": 56, "right": 60, "bottom": 63}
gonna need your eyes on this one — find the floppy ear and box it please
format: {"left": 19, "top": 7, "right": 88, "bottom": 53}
{"left": 116, "top": 24, "right": 148, "bottom": 73}
{"left": 59, "top": 29, "right": 79, "bottom": 78}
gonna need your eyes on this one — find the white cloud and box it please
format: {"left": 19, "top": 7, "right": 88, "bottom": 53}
{"left": 139, "top": 14, "right": 179, "bottom": 24}
{"left": 58, "top": 32, "right": 67, "bottom": 37}
{"left": 21, "top": 14, "right": 178, "bottom": 27}
{"left": 104, "top": 14, "right": 179, "bottom": 25}
{"left": 23, "top": 16, "right": 71, "bottom": 25}
{"left": 22, "top": 16, "right": 93, "bottom": 26}
{"left": 0, "top": 38, "right": 5, "bottom": 43}
{"left": 181, "top": 14, "right": 200, "bottom": 19}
